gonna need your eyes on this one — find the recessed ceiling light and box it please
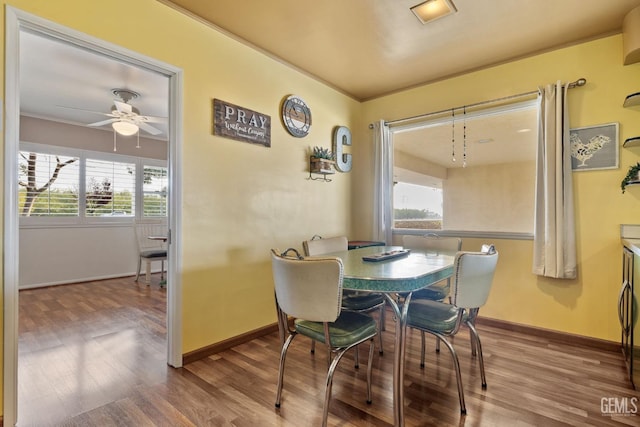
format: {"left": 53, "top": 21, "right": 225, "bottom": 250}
{"left": 517, "top": 128, "right": 532, "bottom": 133}
{"left": 410, "top": 0, "right": 457, "bottom": 25}
{"left": 477, "top": 138, "right": 493, "bottom": 144}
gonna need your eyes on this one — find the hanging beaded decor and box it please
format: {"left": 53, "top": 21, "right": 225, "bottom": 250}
{"left": 451, "top": 108, "right": 456, "bottom": 163}
{"left": 463, "top": 106, "right": 467, "bottom": 168}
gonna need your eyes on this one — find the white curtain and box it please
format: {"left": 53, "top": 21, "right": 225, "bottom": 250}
{"left": 372, "top": 120, "right": 393, "bottom": 244}
{"left": 533, "top": 81, "right": 577, "bottom": 279}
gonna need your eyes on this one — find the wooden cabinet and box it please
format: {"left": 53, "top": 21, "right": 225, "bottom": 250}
{"left": 620, "top": 244, "right": 640, "bottom": 389}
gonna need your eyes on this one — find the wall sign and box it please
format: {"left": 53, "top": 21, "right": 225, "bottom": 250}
{"left": 333, "top": 126, "right": 352, "bottom": 172}
{"left": 213, "top": 99, "right": 271, "bottom": 147}
{"left": 281, "top": 95, "right": 312, "bottom": 138}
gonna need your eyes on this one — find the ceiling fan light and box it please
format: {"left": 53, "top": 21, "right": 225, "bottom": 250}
{"left": 112, "top": 121, "right": 139, "bottom": 136}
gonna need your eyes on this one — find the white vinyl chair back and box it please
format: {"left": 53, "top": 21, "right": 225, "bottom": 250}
{"left": 271, "top": 249, "right": 344, "bottom": 322}
{"left": 135, "top": 222, "right": 168, "bottom": 252}
{"left": 451, "top": 251, "right": 498, "bottom": 309}
{"left": 403, "top": 234, "right": 461, "bottom": 253}
{"left": 303, "top": 235, "right": 348, "bottom": 256}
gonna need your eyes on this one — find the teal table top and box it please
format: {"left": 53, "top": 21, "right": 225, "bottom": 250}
{"left": 326, "top": 246, "right": 455, "bottom": 293}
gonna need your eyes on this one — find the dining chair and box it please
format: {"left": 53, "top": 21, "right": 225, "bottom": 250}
{"left": 303, "top": 235, "right": 386, "bottom": 358}
{"left": 134, "top": 221, "right": 168, "bottom": 285}
{"left": 404, "top": 245, "right": 498, "bottom": 414}
{"left": 402, "top": 234, "right": 462, "bottom": 355}
{"left": 271, "top": 248, "right": 377, "bottom": 427}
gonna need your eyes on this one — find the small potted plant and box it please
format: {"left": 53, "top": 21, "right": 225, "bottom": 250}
{"left": 310, "top": 146, "right": 335, "bottom": 174}
{"left": 621, "top": 162, "right": 640, "bottom": 193}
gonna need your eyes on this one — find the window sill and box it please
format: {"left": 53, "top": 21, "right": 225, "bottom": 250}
{"left": 392, "top": 229, "right": 533, "bottom": 240}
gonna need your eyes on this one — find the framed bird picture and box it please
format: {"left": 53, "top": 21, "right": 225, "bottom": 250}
{"left": 570, "top": 122, "right": 619, "bottom": 171}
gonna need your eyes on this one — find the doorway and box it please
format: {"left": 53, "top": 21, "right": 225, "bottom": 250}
{"left": 4, "top": 7, "right": 183, "bottom": 426}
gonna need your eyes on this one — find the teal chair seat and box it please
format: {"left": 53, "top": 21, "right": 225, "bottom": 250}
{"left": 296, "top": 311, "right": 378, "bottom": 348}
{"left": 412, "top": 282, "right": 450, "bottom": 302}
{"left": 341, "top": 292, "right": 385, "bottom": 311}
{"left": 407, "top": 299, "right": 468, "bottom": 335}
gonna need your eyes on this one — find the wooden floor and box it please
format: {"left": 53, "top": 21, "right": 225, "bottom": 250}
{"left": 18, "top": 276, "right": 640, "bottom": 426}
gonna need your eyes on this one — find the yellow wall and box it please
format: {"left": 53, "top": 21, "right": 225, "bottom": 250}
{"left": 2, "top": 0, "right": 359, "bottom": 373}
{"left": 360, "top": 35, "right": 640, "bottom": 342}
{"left": 2, "top": 0, "right": 639, "bottom": 419}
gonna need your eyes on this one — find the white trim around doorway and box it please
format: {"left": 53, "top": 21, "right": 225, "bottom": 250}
{"left": 4, "top": 7, "right": 184, "bottom": 426}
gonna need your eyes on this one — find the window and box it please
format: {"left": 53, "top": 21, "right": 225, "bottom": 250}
{"left": 85, "top": 159, "right": 136, "bottom": 217}
{"left": 391, "top": 99, "right": 537, "bottom": 235}
{"left": 394, "top": 182, "right": 442, "bottom": 230}
{"left": 18, "top": 151, "right": 79, "bottom": 217}
{"left": 142, "top": 165, "right": 168, "bottom": 217}
{"left": 19, "top": 142, "right": 167, "bottom": 225}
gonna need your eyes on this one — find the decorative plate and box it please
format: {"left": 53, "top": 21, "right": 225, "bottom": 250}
{"left": 281, "top": 95, "right": 312, "bottom": 137}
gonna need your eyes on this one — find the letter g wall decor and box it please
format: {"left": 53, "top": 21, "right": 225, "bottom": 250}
{"left": 213, "top": 99, "right": 271, "bottom": 147}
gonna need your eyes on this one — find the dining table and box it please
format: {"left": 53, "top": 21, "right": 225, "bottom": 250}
{"left": 326, "top": 245, "right": 455, "bottom": 427}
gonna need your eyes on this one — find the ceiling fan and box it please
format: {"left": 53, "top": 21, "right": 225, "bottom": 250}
{"left": 61, "top": 88, "right": 165, "bottom": 136}
{"left": 89, "top": 88, "right": 164, "bottom": 136}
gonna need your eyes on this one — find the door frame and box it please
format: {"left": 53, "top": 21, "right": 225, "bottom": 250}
{"left": 4, "top": 7, "right": 184, "bottom": 426}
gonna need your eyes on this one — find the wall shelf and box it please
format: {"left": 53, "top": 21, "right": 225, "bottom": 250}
{"left": 307, "top": 171, "right": 333, "bottom": 182}
{"left": 624, "top": 136, "right": 640, "bottom": 148}
{"left": 307, "top": 157, "right": 335, "bottom": 182}
{"left": 623, "top": 93, "right": 640, "bottom": 149}
{"left": 624, "top": 92, "right": 640, "bottom": 108}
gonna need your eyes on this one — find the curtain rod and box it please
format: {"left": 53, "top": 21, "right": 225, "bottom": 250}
{"left": 370, "top": 78, "right": 586, "bottom": 129}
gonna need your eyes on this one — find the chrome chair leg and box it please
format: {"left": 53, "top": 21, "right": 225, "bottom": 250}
{"left": 420, "top": 331, "right": 426, "bottom": 367}
{"left": 469, "top": 327, "right": 477, "bottom": 356}
{"left": 378, "top": 305, "right": 385, "bottom": 354}
{"left": 354, "top": 346, "right": 360, "bottom": 368}
{"left": 467, "top": 321, "right": 487, "bottom": 388}
{"left": 468, "top": 308, "right": 479, "bottom": 356}
{"left": 366, "top": 339, "right": 374, "bottom": 403}
{"left": 322, "top": 339, "right": 374, "bottom": 427}
{"left": 275, "top": 333, "right": 296, "bottom": 408}
{"left": 420, "top": 332, "right": 440, "bottom": 365}
{"left": 433, "top": 332, "right": 466, "bottom": 414}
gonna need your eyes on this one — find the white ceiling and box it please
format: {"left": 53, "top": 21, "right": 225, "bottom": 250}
{"left": 19, "top": 30, "right": 170, "bottom": 140}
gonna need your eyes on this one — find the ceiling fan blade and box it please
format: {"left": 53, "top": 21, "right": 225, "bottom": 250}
{"left": 113, "top": 100, "right": 133, "bottom": 114}
{"left": 137, "top": 121, "right": 163, "bottom": 135}
{"left": 139, "top": 115, "right": 168, "bottom": 123}
{"left": 87, "top": 118, "right": 117, "bottom": 127}
{"left": 56, "top": 105, "right": 112, "bottom": 116}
